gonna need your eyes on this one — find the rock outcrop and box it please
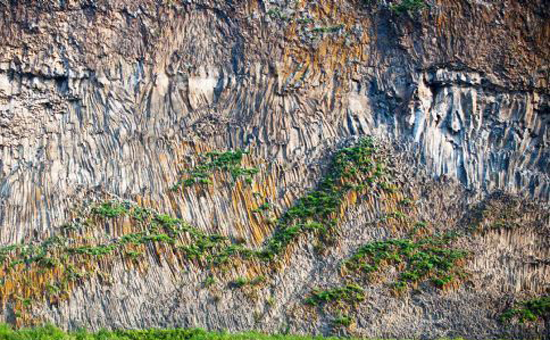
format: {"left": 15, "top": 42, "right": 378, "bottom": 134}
{"left": 0, "top": 0, "right": 548, "bottom": 338}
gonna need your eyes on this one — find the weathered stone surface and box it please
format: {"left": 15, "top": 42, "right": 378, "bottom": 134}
{"left": 0, "top": 0, "right": 548, "bottom": 338}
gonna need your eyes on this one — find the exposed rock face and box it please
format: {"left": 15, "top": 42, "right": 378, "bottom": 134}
{"left": 0, "top": 0, "right": 548, "bottom": 338}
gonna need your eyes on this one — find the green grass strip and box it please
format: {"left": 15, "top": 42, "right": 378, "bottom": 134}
{"left": 0, "top": 323, "right": 478, "bottom": 340}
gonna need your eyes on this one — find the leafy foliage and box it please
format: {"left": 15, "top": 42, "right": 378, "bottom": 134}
{"left": 172, "top": 150, "right": 259, "bottom": 190}
{"left": 390, "top": 0, "right": 426, "bottom": 15}
{"left": 0, "top": 200, "right": 231, "bottom": 324}
{"left": 252, "top": 202, "right": 271, "bottom": 213}
{"left": 231, "top": 275, "right": 266, "bottom": 288}
{"left": 343, "top": 233, "right": 468, "bottom": 290}
{"left": 253, "top": 137, "right": 383, "bottom": 260}
{"left": 501, "top": 296, "right": 550, "bottom": 324}
{"left": 90, "top": 201, "right": 128, "bottom": 218}
{"left": 332, "top": 314, "right": 353, "bottom": 327}
{"left": 305, "top": 284, "right": 365, "bottom": 306}
{"left": 267, "top": 8, "right": 290, "bottom": 21}
{"left": 203, "top": 276, "right": 216, "bottom": 287}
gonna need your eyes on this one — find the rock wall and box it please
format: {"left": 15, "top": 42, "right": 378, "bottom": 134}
{"left": 0, "top": 0, "right": 548, "bottom": 338}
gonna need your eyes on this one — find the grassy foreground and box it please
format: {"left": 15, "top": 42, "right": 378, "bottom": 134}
{"left": 0, "top": 324, "right": 470, "bottom": 340}
{"left": 0, "top": 324, "right": 352, "bottom": 340}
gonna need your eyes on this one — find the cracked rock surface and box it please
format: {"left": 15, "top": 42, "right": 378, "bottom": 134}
{"left": 0, "top": 0, "right": 548, "bottom": 338}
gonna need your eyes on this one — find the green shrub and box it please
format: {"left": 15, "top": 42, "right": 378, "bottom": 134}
{"left": 232, "top": 277, "right": 249, "bottom": 288}
{"left": 253, "top": 202, "right": 271, "bottom": 213}
{"left": 305, "top": 284, "right": 365, "bottom": 306}
{"left": 172, "top": 150, "right": 259, "bottom": 190}
{"left": 203, "top": 276, "right": 216, "bottom": 287}
{"left": 332, "top": 314, "right": 353, "bottom": 327}
{"left": 90, "top": 201, "right": 128, "bottom": 218}
{"left": 501, "top": 296, "right": 550, "bottom": 323}
{"left": 343, "top": 233, "right": 468, "bottom": 290}
{"left": 267, "top": 8, "right": 290, "bottom": 21}
{"left": 390, "top": 0, "right": 426, "bottom": 15}
{"left": 232, "top": 275, "right": 266, "bottom": 288}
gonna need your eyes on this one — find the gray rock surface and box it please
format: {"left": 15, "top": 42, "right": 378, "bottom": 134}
{"left": 0, "top": 0, "right": 548, "bottom": 338}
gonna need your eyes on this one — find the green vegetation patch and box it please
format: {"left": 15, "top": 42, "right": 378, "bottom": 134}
{"left": 267, "top": 8, "right": 290, "bottom": 21}
{"left": 252, "top": 137, "right": 384, "bottom": 261}
{"left": 0, "top": 200, "right": 233, "bottom": 325}
{"left": 90, "top": 201, "right": 129, "bottom": 218}
{"left": 342, "top": 233, "right": 468, "bottom": 290}
{"left": 0, "top": 324, "right": 334, "bottom": 340}
{"left": 0, "top": 324, "right": 474, "bottom": 340}
{"left": 231, "top": 275, "right": 266, "bottom": 288}
{"left": 332, "top": 314, "right": 353, "bottom": 327}
{"left": 389, "top": 0, "right": 426, "bottom": 15}
{"left": 172, "top": 149, "right": 259, "bottom": 190}
{"left": 305, "top": 284, "right": 365, "bottom": 306}
{"left": 501, "top": 296, "right": 550, "bottom": 324}
{"left": 203, "top": 137, "right": 384, "bottom": 264}
{"left": 304, "top": 284, "right": 364, "bottom": 329}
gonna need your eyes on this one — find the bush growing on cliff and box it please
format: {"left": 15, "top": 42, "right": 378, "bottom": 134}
{"left": 171, "top": 149, "right": 259, "bottom": 190}
{"left": 501, "top": 296, "right": 550, "bottom": 324}
{"left": 332, "top": 314, "right": 353, "bottom": 327}
{"left": 305, "top": 284, "right": 365, "bottom": 306}
{"left": 342, "top": 233, "right": 468, "bottom": 291}
{"left": 90, "top": 201, "right": 128, "bottom": 218}
{"left": 231, "top": 275, "right": 266, "bottom": 288}
{"left": 389, "top": 0, "right": 426, "bottom": 15}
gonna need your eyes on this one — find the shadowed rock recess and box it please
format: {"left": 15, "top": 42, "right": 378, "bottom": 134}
{"left": 0, "top": 0, "right": 548, "bottom": 338}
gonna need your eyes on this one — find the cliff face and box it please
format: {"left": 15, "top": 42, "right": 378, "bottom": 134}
{"left": 0, "top": 0, "right": 549, "bottom": 338}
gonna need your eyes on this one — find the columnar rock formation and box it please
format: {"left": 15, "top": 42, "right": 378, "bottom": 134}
{"left": 0, "top": 0, "right": 548, "bottom": 338}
